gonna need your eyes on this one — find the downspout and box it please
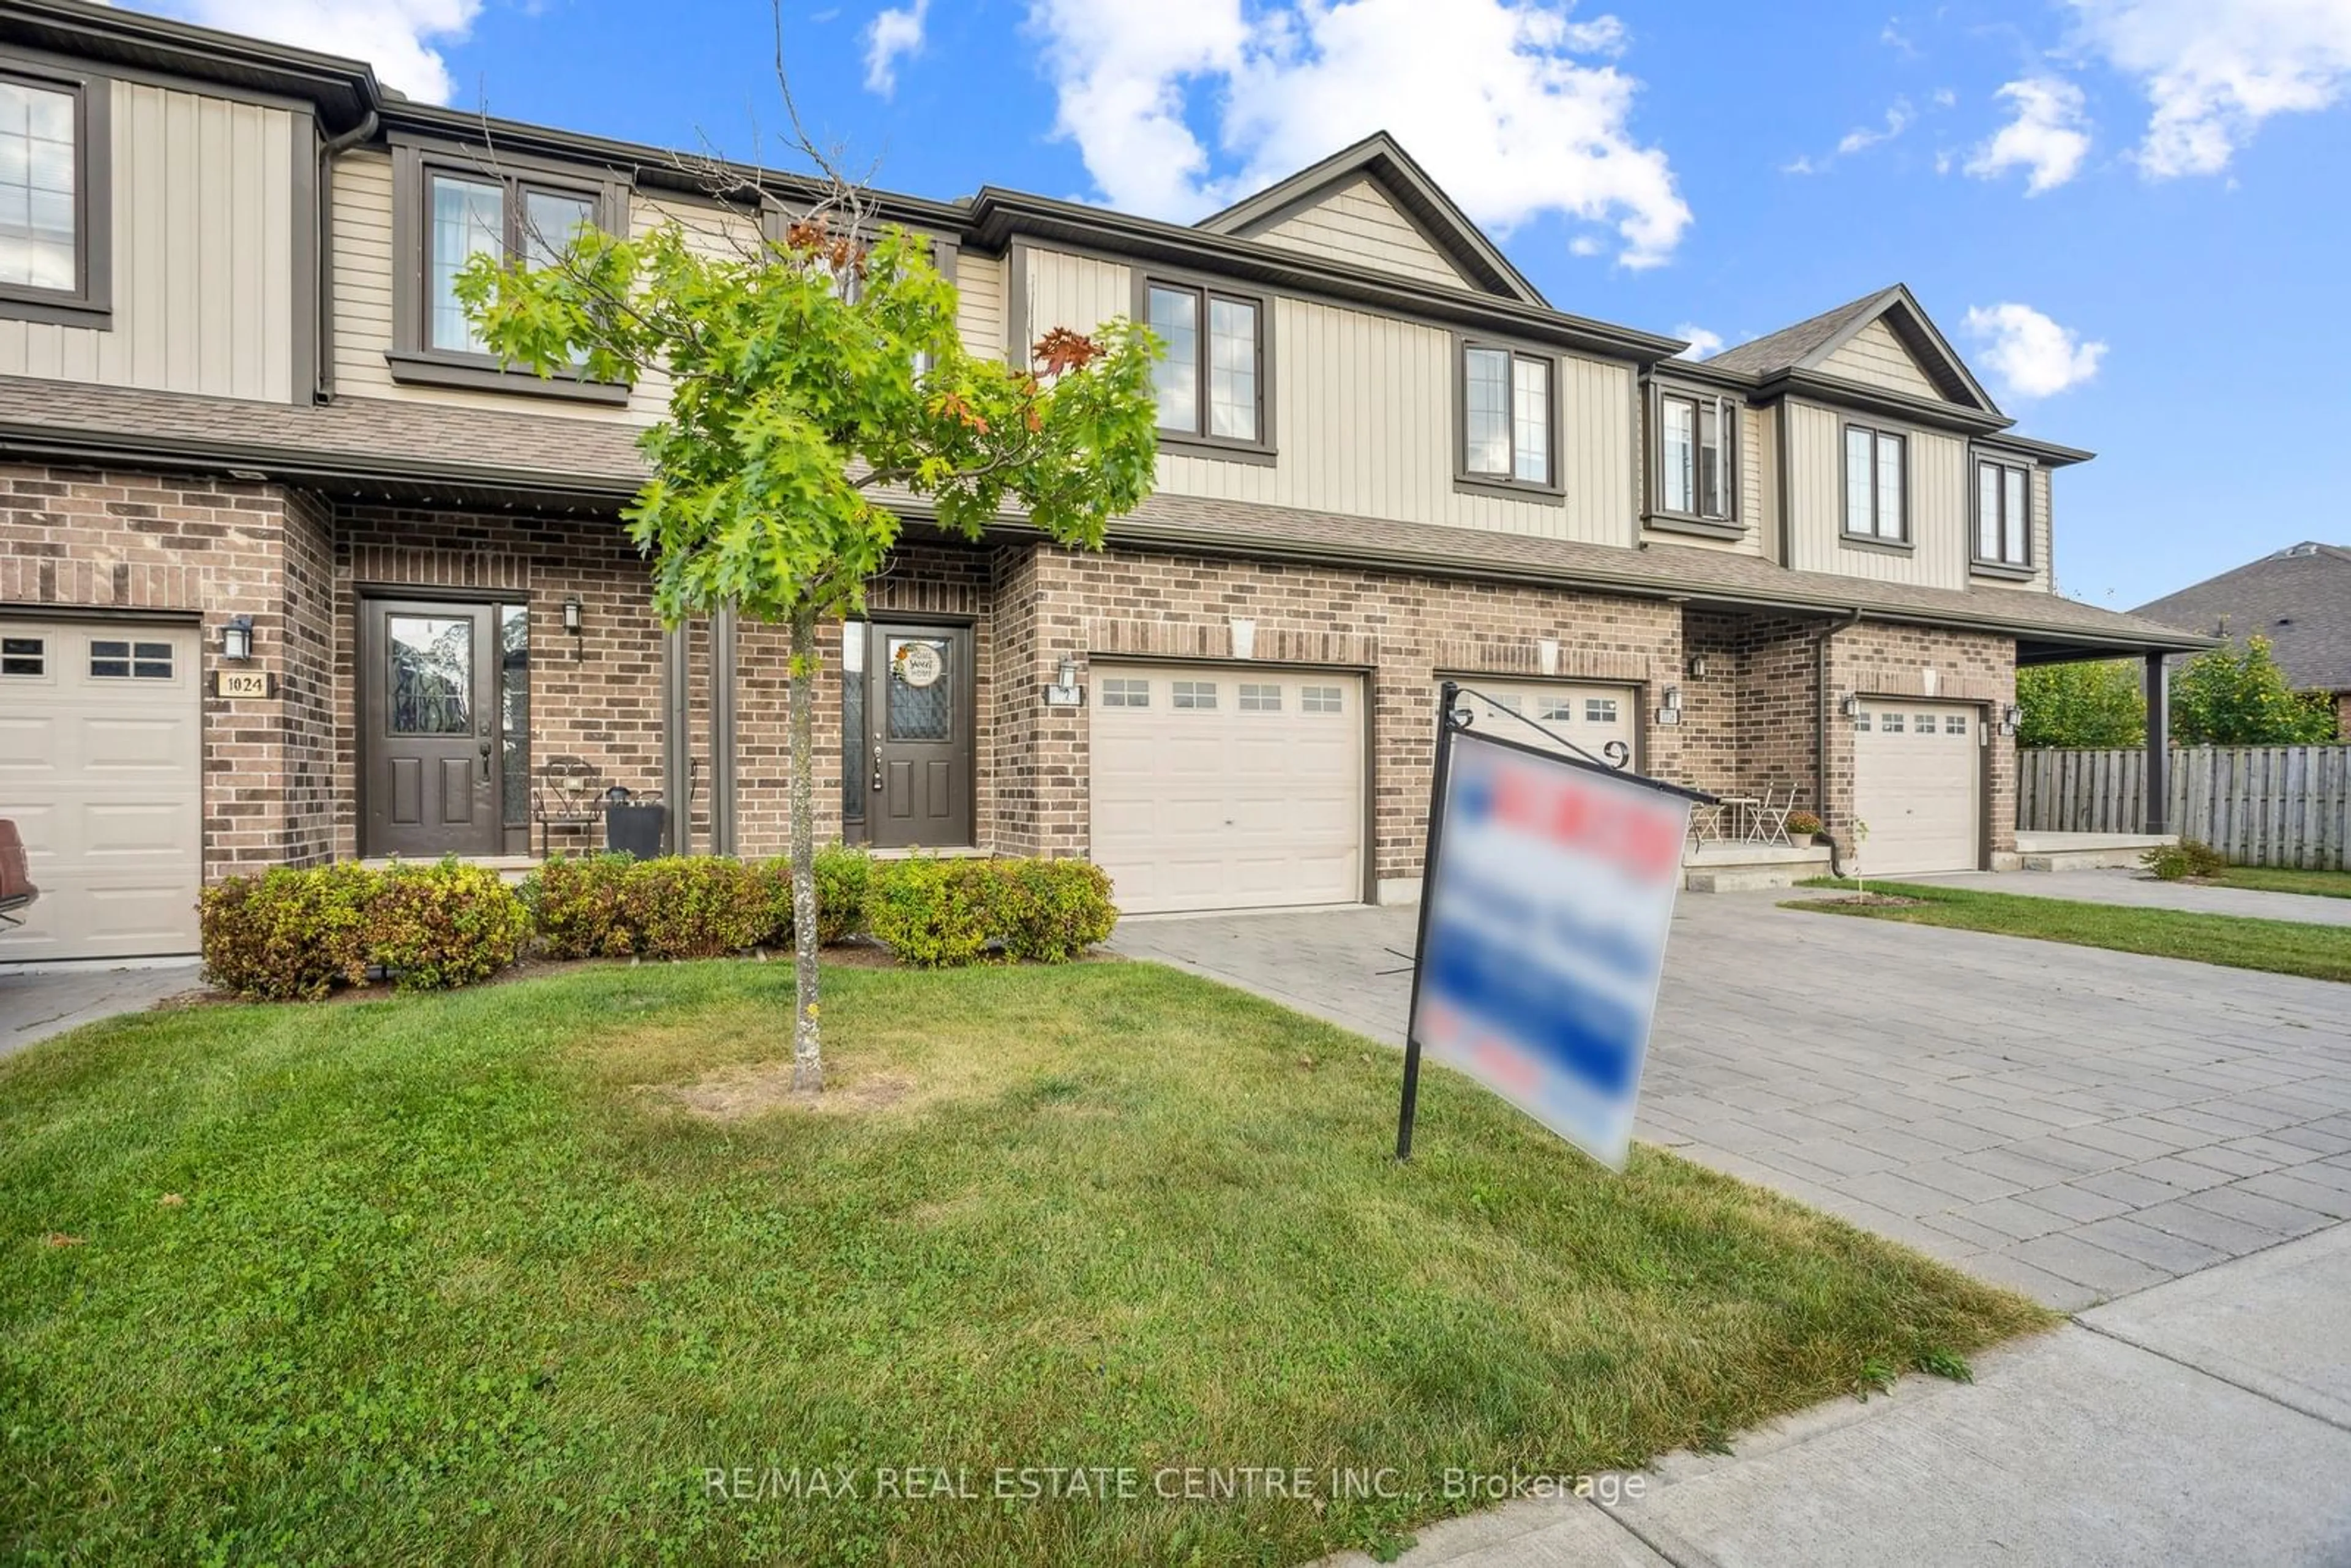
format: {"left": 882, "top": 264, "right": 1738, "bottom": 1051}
{"left": 1815, "top": 606, "right": 1864, "bottom": 878}
{"left": 314, "top": 110, "right": 379, "bottom": 402}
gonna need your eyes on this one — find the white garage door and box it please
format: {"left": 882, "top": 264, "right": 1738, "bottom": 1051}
{"left": 1443, "top": 677, "right": 1638, "bottom": 770}
{"left": 0, "top": 621, "right": 204, "bottom": 962}
{"left": 1090, "top": 663, "right": 1363, "bottom": 914}
{"left": 1853, "top": 700, "right": 1981, "bottom": 876}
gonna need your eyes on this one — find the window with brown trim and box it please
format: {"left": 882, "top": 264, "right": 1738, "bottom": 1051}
{"left": 1460, "top": 340, "right": 1558, "bottom": 493}
{"left": 1141, "top": 274, "right": 1270, "bottom": 457}
{"left": 1655, "top": 388, "right": 1737, "bottom": 523}
{"left": 0, "top": 58, "right": 110, "bottom": 329}
{"left": 1974, "top": 456, "right": 2032, "bottom": 569}
{"left": 389, "top": 137, "right": 628, "bottom": 402}
{"left": 1842, "top": 422, "right": 1908, "bottom": 544}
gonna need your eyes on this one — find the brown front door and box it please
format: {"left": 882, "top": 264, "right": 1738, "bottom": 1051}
{"left": 862, "top": 623, "right": 973, "bottom": 849}
{"left": 361, "top": 598, "right": 501, "bottom": 858}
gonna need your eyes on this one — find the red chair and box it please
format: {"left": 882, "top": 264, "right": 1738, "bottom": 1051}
{"left": 0, "top": 818, "right": 38, "bottom": 931}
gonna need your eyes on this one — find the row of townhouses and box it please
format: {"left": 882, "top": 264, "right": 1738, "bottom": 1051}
{"left": 0, "top": 0, "right": 2206, "bottom": 962}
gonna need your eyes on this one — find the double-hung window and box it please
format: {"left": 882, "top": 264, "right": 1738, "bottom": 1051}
{"left": 1656, "top": 389, "right": 1737, "bottom": 522}
{"left": 1461, "top": 343, "right": 1554, "bottom": 490}
{"left": 392, "top": 138, "right": 624, "bottom": 401}
{"left": 0, "top": 61, "right": 108, "bottom": 328}
{"left": 1842, "top": 423, "right": 1908, "bottom": 543}
{"left": 1143, "top": 277, "right": 1267, "bottom": 453}
{"left": 1974, "top": 456, "right": 2031, "bottom": 568}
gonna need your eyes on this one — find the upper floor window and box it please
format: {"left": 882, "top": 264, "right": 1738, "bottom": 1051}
{"left": 390, "top": 137, "right": 626, "bottom": 403}
{"left": 1842, "top": 423, "right": 1907, "bottom": 544}
{"left": 0, "top": 62, "right": 108, "bottom": 329}
{"left": 1143, "top": 277, "right": 1267, "bottom": 454}
{"left": 1657, "top": 389, "right": 1736, "bottom": 522}
{"left": 1461, "top": 343, "right": 1554, "bottom": 490}
{"left": 1974, "top": 457, "right": 2031, "bottom": 568}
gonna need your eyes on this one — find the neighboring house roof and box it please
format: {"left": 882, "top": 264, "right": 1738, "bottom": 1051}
{"left": 1701, "top": 283, "right": 2003, "bottom": 417}
{"left": 1193, "top": 133, "right": 1548, "bottom": 309}
{"left": 0, "top": 375, "right": 2206, "bottom": 659}
{"left": 2132, "top": 542, "right": 2351, "bottom": 692}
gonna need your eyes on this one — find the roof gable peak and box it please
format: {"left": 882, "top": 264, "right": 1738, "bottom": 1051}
{"left": 1710, "top": 283, "right": 2001, "bottom": 416}
{"left": 1195, "top": 133, "right": 1546, "bottom": 307}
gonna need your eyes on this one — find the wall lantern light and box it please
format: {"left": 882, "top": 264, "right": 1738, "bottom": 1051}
{"left": 2000, "top": 703, "right": 2022, "bottom": 737}
{"left": 1839, "top": 692, "right": 1862, "bottom": 719}
{"left": 1057, "top": 656, "right": 1079, "bottom": 690}
{"left": 1662, "top": 684, "right": 1682, "bottom": 712}
{"left": 221, "top": 615, "right": 254, "bottom": 662}
{"left": 1686, "top": 653, "right": 1708, "bottom": 679}
{"left": 1043, "top": 654, "right": 1084, "bottom": 708}
{"left": 561, "top": 597, "right": 583, "bottom": 635}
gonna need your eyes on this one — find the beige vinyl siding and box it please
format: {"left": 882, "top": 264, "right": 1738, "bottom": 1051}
{"left": 0, "top": 79, "right": 296, "bottom": 402}
{"left": 1753, "top": 405, "right": 1782, "bottom": 566}
{"left": 1253, "top": 178, "right": 1474, "bottom": 293}
{"left": 333, "top": 156, "right": 766, "bottom": 422}
{"left": 1818, "top": 318, "right": 1940, "bottom": 400}
{"left": 1782, "top": 399, "right": 1966, "bottom": 589}
{"left": 955, "top": 249, "right": 1005, "bottom": 361}
{"left": 1021, "top": 245, "right": 1633, "bottom": 544}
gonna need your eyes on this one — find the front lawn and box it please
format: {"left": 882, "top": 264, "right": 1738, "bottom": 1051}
{"left": 2, "top": 961, "right": 2047, "bottom": 1565}
{"left": 1788, "top": 879, "right": 2351, "bottom": 983}
{"left": 2199, "top": 865, "right": 2351, "bottom": 901}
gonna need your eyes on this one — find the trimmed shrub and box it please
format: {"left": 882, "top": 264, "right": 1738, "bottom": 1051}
{"left": 369, "top": 859, "right": 530, "bottom": 992}
{"left": 814, "top": 842, "right": 873, "bottom": 946}
{"left": 865, "top": 856, "right": 1001, "bottom": 968}
{"left": 2143, "top": 839, "right": 2227, "bottom": 882}
{"left": 995, "top": 858, "right": 1117, "bottom": 963}
{"left": 523, "top": 853, "right": 637, "bottom": 959}
{"left": 619, "top": 856, "right": 778, "bottom": 961}
{"left": 199, "top": 863, "right": 378, "bottom": 1002}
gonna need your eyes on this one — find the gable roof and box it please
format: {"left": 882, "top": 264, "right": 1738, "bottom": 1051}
{"left": 1194, "top": 133, "right": 1548, "bottom": 308}
{"left": 2132, "top": 542, "right": 2351, "bottom": 692}
{"left": 1703, "top": 284, "right": 2001, "bottom": 416}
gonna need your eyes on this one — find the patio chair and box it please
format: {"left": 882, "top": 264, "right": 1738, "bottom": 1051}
{"left": 533, "top": 756, "right": 606, "bottom": 858}
{"left": 1749, "top": 786, "right": 1796, "bottom": 847}
{"left": 0, "top": 819, "right": 37, "bottom": 931}
{"left": 1685, "top": 795, "right": 1727, "bottom": 847}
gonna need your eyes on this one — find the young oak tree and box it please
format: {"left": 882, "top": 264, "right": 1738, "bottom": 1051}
{"left": 452, "top": 146, "right": 1159, "bottom": 1093}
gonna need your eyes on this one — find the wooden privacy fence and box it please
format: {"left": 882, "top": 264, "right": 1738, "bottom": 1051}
{"left": 2017, "top": 746, "right": 2351, "bottom": 868}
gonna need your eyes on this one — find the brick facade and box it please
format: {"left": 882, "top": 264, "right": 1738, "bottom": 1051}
{"left": 4, "top": 459, "right": 2022, "bottom": 897}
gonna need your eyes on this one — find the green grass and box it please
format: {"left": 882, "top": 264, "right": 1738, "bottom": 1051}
{"left": 1, "top": 961, "right": 2049, "bottom": 1566}
{"left": 1788, "top": 879, "right": 2351, "bottom": 983}
{"left": 2199, "top": 865, "right": 2351, "bottom": 901}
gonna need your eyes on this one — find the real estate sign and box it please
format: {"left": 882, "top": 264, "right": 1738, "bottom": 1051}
{"left": 1406, "top": 724, "right": 1696, "bottom": 1169}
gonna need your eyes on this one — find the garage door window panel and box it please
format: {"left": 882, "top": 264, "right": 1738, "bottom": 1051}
{"left": 2, "top": 635, "right": 43, "bottom": 676}
{"left": 1101, "top": 677, "right": 1149, "bottom": 708}
{"left": 1173, "top": 681, "right": 1217, "bottom": 710}
{"left": 1301, "top": 685, "right": 1343, "bottom": 714}
{"left": 1238, "top": 683, "right": 1280, "bottom": 711}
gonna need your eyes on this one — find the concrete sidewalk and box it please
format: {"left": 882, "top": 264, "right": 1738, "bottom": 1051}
{"left": 1919, "top": 867, "right": 2351, "bottom": 926}
{"left": 1321, "top": 1223, "right": 2351, "bottom": 1567}
{"left": 0, "top": 961, "right": 202, "bottom": 1061}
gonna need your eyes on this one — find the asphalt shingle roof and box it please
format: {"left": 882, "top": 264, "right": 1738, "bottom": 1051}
{"left": 1701, "top": 288, "right": 1897, "bottom": 378}
{"left": 2132, "top": 544, "right": 2351, "bottom": 692}
{"left": 0, "top": 374, "right": 2203, "bottom": 654}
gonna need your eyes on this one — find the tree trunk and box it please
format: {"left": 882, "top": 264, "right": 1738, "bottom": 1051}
{"left": 788, "top": 604, "right": 823, "bottom": 1093}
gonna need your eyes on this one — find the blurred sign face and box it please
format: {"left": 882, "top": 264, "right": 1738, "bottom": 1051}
{"left": 1411, "top": 730, "right": 1692, "bottom": 1169}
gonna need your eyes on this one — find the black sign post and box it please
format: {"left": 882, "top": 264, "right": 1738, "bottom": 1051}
{"left": 1393, "top": 679, "right": 1462, "bottom": 1162}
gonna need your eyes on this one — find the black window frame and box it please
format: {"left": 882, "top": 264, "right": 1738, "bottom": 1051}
{"left": 0, "top": 54, "right": 113, "bottom": 331}
{"left": 388, "top": 133, "right": 631, "bottom": 404}
{"left": 1133, "top": 270, "right": 1275, "bottom": 465}
{"left": 1971, "top": 452, "right": 2036, "bottom": 576}
{"left": 1647, "top": 381, "right": 1741, "bottom": 536}
{"left": 1455, "top": 336, "right": 1563, "bottom": 503}
{"left": 1840, "top": 420, "right": 1911, "bottom": 549}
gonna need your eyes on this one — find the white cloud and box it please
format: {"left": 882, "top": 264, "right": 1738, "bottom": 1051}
{"left": 1837, "top": 97, "right": 1915, "bottom": 155}
{"left": 1965, "top": 302, "right": 2108, "bottom": 398}
{"left": 2069, "top": 0, "right": 2351, "bottom": 178}
{"left": 1026, "top": 0, "right": 1691, "bottom": 269}
{"left": 155, "top": 1, "right": 481, "bottom": 104}
{"left": 1672, "top": 323, "right": 1723, "bottom": 359}
{"left": 863, "top": 0, "right": 931, "bottom": 97}
{"left": 1880, "top": 17, "right": 1919, "bottom": 58}
{"left": 1932, "top": 86, "right": 1957, "bottom": 108}
{"left": 1965, "top": 77, "right": 2093, "bottom": 193}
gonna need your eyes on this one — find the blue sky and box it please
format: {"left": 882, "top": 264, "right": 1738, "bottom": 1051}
{"left": 158, "top": 1, "right": 2351, "bottom": 611}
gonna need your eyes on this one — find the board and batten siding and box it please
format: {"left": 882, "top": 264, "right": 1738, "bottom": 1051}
{"left": 331, "top": 154, "right": 757, "bottom": 423}
{"left": 1253, "top": 179, "right": 1473, "bottom": 293}
{"left": 0, "top": 79, "right": 298, "bottom": 402}
{"left": 1818, "top": 318, "right": 1940, "bottom": 400}
{"left": 1020, "top": 244, "right": 1635, "bottom": 544}
{"left": 1782, "top": 399, "right": 1967, "bottom": 589}
{"left": 955, "top": 249, "right": 1004, "bottom": 362}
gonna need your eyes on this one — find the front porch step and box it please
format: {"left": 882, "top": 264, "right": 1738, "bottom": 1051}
{"left": 1682, "top": 841, "right": 1832, "bottom": 893}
